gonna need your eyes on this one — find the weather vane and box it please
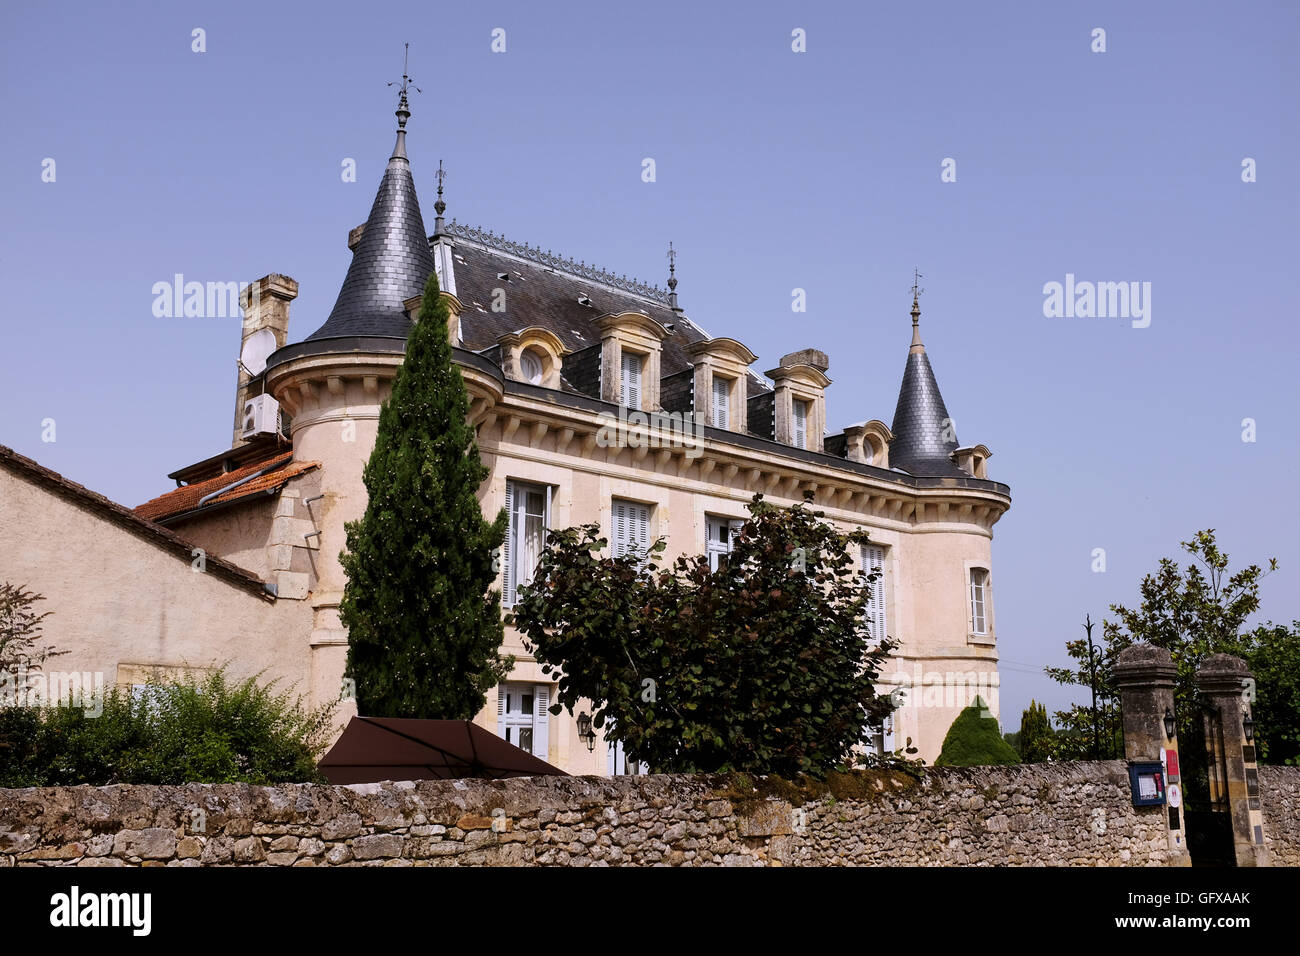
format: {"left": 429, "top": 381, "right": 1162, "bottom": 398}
{"left": 388, "top": 42, "right": 422, "bottom": 110}
{"left": 911, "top": 267, "right": 925, "bottom": 302}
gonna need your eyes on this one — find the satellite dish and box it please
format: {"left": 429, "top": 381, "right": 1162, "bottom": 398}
{"left": 239, "top": 328, "right": 277, "bottom": 376}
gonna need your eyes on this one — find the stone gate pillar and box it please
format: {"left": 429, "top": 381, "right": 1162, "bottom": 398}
{"left": 1114, "top": 644, "right": 1190, "bottom": 865}
{"left": 1197, "top": 654, "right": 1268, "bottom": 867}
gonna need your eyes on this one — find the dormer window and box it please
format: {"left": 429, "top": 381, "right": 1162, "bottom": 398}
{"left": 621, "top": 351, "right": 644, "bottom": 409}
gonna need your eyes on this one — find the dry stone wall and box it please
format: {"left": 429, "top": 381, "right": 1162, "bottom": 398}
{"left": 2, "top": 761, "right": 1297, "bottom": 867}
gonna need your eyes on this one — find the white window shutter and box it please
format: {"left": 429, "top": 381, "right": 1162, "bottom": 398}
{"left": 533, "top": 685, "right": 550, "bottom": 761}
{"left": 882, "top": 714, "right": 896, "bottom": 754}
{"left": 612, "top": 500, "right": 627, "bottom": 557}
{"left": 793, "top": 399, "right": 807, "bottom": 449}
{"left": 622, "top": 352, "right": 641, "bottom": 410}
{"left": 503, "top": 482, "right": 516, "bottom": 606}
{"left": 633, "top": 503, "right": 649, "bottom": 552}
{"left": 712, "top": 376, "right": 729, "bottom": 428}
{"left": 496, "top": 685, "right": 507, "bottom": 739}
{"left": 863, "top": 545, "right": 887, "bottom": 646}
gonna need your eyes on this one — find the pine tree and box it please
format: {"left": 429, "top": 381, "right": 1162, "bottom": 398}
{"left": 339, "top": 272, "right": 510, "bottom": 719}
{"left": 934, "top": 696, "right": 1020, "bottom": 767}
{"left": 1017, "top": 699, "right": 1055, "bottom": 762}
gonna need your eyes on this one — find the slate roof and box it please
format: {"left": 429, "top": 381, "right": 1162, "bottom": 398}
{"left": 305, "top": 130, "right": 436, "bottom": 341}
{"left": 888, "top": 330, "right": 968, "bottom": 478}
{"left": 135, "top": 453, "right": 319, "bottom": 523}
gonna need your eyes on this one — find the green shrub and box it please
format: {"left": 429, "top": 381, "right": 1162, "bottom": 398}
{"left": 0, "top": 668, "right": 336, "bottom": 786}
{"left": 934, "top": 696, "right": 1020, "bottom": 767}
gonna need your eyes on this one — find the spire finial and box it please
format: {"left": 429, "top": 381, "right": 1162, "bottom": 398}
{"left": 387, "top": 43, "right": 422, "bottom": 158}
{"left": 909, "top": 268, "right": 925, "bottom": 352}
{"left": 433, "top": 159, "right": 447, "bottom": 233}
{"left": 667, "top": 241, "right": 681, "bottom": 311}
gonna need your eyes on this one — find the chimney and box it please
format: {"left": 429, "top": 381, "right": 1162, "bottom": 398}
{"left": 348, "top": 223, "right": 366, "bottom": 252}
{"left": 232, "top": 274, "right": 298, "bottom": 447}
{"left": 779, "top": 348, "right": 829, "bottom": 372}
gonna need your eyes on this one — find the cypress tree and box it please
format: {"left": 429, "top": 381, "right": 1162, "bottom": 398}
{"left": 339, "top": 271, "right": 510, "bottom": 719}
{"left": 1017, "top": 699, "right": 1056, "bottom": 762}
{"left": 934, "top": 696, "right": 1021, "bottom": 767}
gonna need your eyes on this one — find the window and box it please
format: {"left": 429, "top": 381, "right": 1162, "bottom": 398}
{"left": 862, "top": 714, "right": 896, "bottom": 758}
{"left": 607, "top": 736, "right": 649, "bottom": 776}
{"left": 792, "top": 398, "right": 809, "bottom": 449}
{"left": 970, "top": 568, "right": 990, "bottom": 635}
{"left": 611, "top": 498, "right": 651, "bottom": 561}
{"left": 503, "top": 480, "right": 550, "bottom": 606}
{"left": 497, "top": 683, "right": 550, "bottom": 758}
{"left": 519, "top": 349, "right": 543, "bottom": 385}
{"left": 711, "top": 375, "right": 731, "bottom": 429}
{"left": 621, "top": 351, "right": 643, "bottom": 409}
{"left": 706, "top": 516, "right": 743, "bottom": 572}
{"left": 861, "top": 545, "right": 888, "bottom": 647}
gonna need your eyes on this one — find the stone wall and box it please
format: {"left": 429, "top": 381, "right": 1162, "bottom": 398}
{"left": 1260, "top": 766, "right": 1300, "bottom": 867}
{"left": 4, "top": 760, "right": 1259, "bottom": 867}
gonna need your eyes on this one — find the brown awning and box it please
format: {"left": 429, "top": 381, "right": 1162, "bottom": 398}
{"left": 318, "top": 717, "right": 569, "bottom": 783}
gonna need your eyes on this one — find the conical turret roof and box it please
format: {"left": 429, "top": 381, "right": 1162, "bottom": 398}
{"left": 305, "top": 108, "right": 436, "bottom": 341}
{"left": 889, "top": 295, "right": 967, "bottom": 477}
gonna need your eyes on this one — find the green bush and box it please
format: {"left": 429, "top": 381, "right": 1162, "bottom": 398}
{"left": 934, "top": 696, "right": 1021, "bottom": 767}
{"left": 0, "top": 668, "right": 336, "bottom": 786}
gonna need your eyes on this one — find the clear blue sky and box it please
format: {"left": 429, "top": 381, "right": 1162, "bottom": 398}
{"left": 3, "top": 0, "right": 1297, "bottom": 727}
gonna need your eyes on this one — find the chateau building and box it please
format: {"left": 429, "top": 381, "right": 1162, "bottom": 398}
{"left": 0, "top": 98, "right": 1011, "bottom": 771}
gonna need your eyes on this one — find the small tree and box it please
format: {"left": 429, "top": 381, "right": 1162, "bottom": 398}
{"left": 1047, "top": 530, "right": 1274, "bottom": 749}
{"left": 0, "top": 582, "right": 62, "bottom": 672}
{"left": 510, "top": 494, "right": 896, "bottom": 777}
{"left": 934, "top": 697, "right": 1020, "bottom": 767}
{"left": 1017, "top": 699, "right": 1055, "bottom": 762}
{"left": 339, "top": 272, "right": 510, "bottom": 720}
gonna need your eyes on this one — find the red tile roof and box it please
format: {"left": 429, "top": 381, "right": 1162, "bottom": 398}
{"left": 134, "top": 453, "right": 319, "bottom": 523}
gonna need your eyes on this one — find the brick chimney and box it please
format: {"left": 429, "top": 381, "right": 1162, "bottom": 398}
{"left": 232, "top": 274, "right": 298, "bottom": 447}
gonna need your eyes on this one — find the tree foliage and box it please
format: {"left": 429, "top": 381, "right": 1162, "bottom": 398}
{"left": 934, "top": 696, "right": 1020, "bottom": 767}
{"left": 339, "top": 272, "right": 510, "bottom": 719}
{"left": 0, "top": 668, "right": 335, "bottom": 786}
{"left": 509, "top": 494, "right": 896, "bottom": 777}
{"left": 1242, "top": 621, "right": 1300, "bottom": 765}
{"left": 1048, "top": 530, "right": 1275, "bottom": 755}
{"left": 0, "top": 582, "right": 62, "bottom": 672}
{"left": 1017, "top": 699, "right": 1055, "bottom": 762}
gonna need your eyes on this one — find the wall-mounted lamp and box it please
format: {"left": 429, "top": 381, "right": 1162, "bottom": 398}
{"left": 576, "top": 712, "right": 596, "bottom": 752}
{"left": 1243, "top": 712, "right": 1256, "bottom": 744}
{"left": 1163, "top": 708, "right": 1176, "bottom": 741}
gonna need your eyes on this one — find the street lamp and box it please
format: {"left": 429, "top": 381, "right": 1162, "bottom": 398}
{"left": 1163, "top": 709, "right": 1176, "bottom": 741}
{"left": 576, "top": 712, "right": 596, "bottom": 752}
{"left": 1243, "top": 712, "right": 1256, "bottom": 744}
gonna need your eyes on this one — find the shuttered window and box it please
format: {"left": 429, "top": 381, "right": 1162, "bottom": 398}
{"left": 497, "top": 683, "right": 550, "bottom": 760}
{"left": 611, "top": 498, "right": 651, "bottom": 561}
{"left": 621, "top": 351, "right": 643, "bottom": 410}
{"left": 970, "top": 568, "right": 989, "bottom": 635}
{"left": 861, "top": 544, "right": 888, "bottom": 647}
{"left": 792, "top": 399, "right": 809, "bottom": 449}
{"left": 706, "top": 516, "right": 744, "bottom": 572}
{"left": 712, "top": 376, "right": 731, "bottom": 429}
{"left": 503, "top": 481, "right": 550, "bottom": 607}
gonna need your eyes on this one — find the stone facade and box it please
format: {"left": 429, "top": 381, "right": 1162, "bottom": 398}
{"left": 1260, "top": 766, "right": 1300, "bottom": 867}
{"left": 11, "top": 762, "right": 1289, "bottom": 868}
